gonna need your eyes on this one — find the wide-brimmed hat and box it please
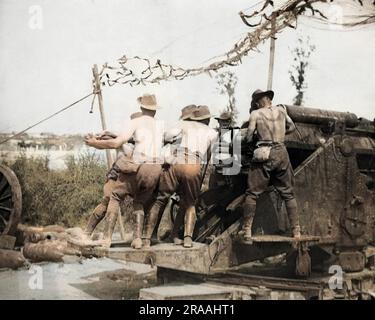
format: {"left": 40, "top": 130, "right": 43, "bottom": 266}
{"left": 251, "top": 89, "right": 274, "bottom": 103}
{"left": 190, "top": 105, "right": 211, "bottom": 121}
{"left": 137, "top": 93, "right": 158, "bottom": 110}
{"left": 215, "top": 111, "right": 232, "bottom": 121}
{"left": 130, "top": 111, "right": 143, "bottom": 120}
{"left": 180, "top": 104, "right": 198, "bottom": 120}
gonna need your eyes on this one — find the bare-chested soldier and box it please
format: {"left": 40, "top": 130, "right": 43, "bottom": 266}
{"left": 83, "top": 111, "right": 142, "bottom": 240}
{"left": 241, "top": 89, "right": 301, "bottom": 240}
{"left": 85, "top": 94, "right": 163, "bottom": 249}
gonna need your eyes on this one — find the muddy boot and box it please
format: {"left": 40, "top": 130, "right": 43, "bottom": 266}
{"left": 97, "top": 199, "right": 119, "bottom": 249}
{"left": 85, "top": 202, "right": 107, "bottom": 236}
{"left": 239, "top": 201, "right": 256, "bottom": 241}
{"left": 183, "top": 236, "right": 192, "bottom": 248}
{"left": 143, "top": 197, "right": 168, "bottom": 248}
{"left": 183, "top": 206, "right": 196, "bottom": 248}
{"left": 241, "top": 215, "right": 254, "bottom": 241}
{"left": 131, "top": 203, "right": 144, "bottom": 250}
{"left": 170, "top": 207, "right": 184, "bottom": 245}
{"left": 285, "top": 199, "right": 301, "bottom": 238}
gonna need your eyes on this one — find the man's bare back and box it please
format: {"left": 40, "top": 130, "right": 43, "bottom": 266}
{"left": 247, "top": 106, "right": 295, "bottom": 143}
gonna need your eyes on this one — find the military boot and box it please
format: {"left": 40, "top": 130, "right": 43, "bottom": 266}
{"left": 142, "top": 204, "right": 162, "bottom": 248}
{"left": 240, "top": 215, "right": 254, "bottom": 241}
{"left": 97, "top": 199, "right": 119, "bottom": 248}
{"left": 131, "top": 203, "right": 144, "bottom": 250}
{"left": 285, "top": 199, "right": 301, "bottom": 238}
{"left": 84, "top": 202, "right": 107, "bottom": 236}
{"left": 170, "top": 207, "right": 184, "bottom": 245}
{"left": 183, "top": 206, "right": 196, "bottom": 248}
{"left": 239, "top": 202, "right": 256, "bottom": 241}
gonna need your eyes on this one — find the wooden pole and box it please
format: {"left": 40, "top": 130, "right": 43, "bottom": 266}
{"left": 267, "top": 15, "right": 276, "bottom": 91}
{"left": 92, "top": 64, "right": 114, "bottom": 169}
{"left": 92, "top": 64, "right": 126, "bottom": 241}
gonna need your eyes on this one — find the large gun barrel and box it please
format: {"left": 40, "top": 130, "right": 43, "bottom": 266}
{"left": 285, "top": 105, "right": 359, "bottom": 127}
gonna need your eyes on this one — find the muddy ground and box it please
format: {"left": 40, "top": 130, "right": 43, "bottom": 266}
{"left": 0, "top": 257, "right": 156, "bottom": 300}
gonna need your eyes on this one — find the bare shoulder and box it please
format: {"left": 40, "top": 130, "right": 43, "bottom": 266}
{"left": 137, "top": 115, "right": 156, "bottom": 126}
{"left": 249, "top": 109, "right": 260, "bottom": 118}
{"left": 275, "top": 104, "right": 287, "bottom": 115}
{"left": 208, "top": 126, "right": 218, "bottom": 137}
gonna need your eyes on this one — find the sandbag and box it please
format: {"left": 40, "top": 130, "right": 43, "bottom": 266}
{"left": 0, "top": 249, "right": 26, "bottom": 269}
{"left": 23, "top": 242, "right": 64, "bottom": 263}
{"left": 252, "top": 145, "right": 271, "bottom": 162}
{"left": 0, "top": 235, "right": 16, "bottom": 250}
{"left": 18, "top": 224, "right": 66, "bottom": 234}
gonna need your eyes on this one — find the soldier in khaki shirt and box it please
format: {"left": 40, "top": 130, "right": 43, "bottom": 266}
{"left": 241, "top": 89, "right": 301, "bottom": 240}
{"left": 85, "top": 94, "right": 163, "bottom": 249}
{"left": 143, "top": 105, "right": 218, "bottom": 248}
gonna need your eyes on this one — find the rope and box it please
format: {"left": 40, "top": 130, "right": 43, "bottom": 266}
{"left": 0, "top": 92, "right": 94, "bottom": 145}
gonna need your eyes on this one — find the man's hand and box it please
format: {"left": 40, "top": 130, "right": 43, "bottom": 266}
{"left": 98, "top": 130, "right": 117, "bottom": 139}
{"left": 85, "top": 133, "right": 124, "bottom": 149}
{"left": 85, "top": 133, "right": 98, "bottom": 148}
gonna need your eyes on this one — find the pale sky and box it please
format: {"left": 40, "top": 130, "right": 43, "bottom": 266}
{"left": 0, "top": 0, "right": 374, "bottom": 135}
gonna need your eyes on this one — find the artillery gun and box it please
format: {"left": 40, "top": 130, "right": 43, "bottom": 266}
{"left": 79, "top": 105, "right": 375, "bottom": 299}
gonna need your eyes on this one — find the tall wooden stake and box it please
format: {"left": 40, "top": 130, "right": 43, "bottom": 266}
{"left": 92, "top": 64, "right": 126, "bottom": 241}
{"left": 92, "top": 64, "right": 113, "bottom": 169}
{"left": 267, "top": 15, "right": 276, "bottom": 91}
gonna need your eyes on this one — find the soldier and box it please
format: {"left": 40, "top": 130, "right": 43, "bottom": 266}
{"left": 143, "top": 105, "right": 218, "bottom": 248}
{"left": 241, "top": 89, "right": 301, "bottom": 240}
{"left": 210, "top": 111, "right": 242, "bottom": 188}
{"left": 85, "top": 94, "right": 163, "bottom": 249}
{"left": 215, "top": 111, "right": 232, "bottom": 130}
{"left": 84, "top": 112, "right": 142, "bottom": 240}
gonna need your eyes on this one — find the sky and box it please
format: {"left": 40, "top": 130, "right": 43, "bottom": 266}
{"left": 0, "top": 0, "right": 374, "bottom": 135}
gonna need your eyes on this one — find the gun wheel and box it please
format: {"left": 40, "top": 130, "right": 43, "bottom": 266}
{"left": 0, "top": 164, "right": 22, "bottom": 235}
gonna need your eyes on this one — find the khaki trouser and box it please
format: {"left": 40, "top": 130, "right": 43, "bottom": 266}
{"left": 104, "top": 163, "right": 162, "bottom": 241}
{"left": 144, "top": 153, "right": 202, "bottom": 240}
{"left": 85, "top": 177, "right": 117, "bottom": 235}
{"left": 244, "top": 144, "right": 299, "bottom": 228}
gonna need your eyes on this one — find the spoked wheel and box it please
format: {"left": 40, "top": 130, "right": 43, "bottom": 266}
{"left": 0, "top": 164, "right": 22, "bottom": 235}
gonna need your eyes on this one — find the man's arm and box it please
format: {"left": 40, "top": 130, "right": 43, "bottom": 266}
{"left": 246, "top": 113, "right": 257, "bottom": 142}
{"left": 285, "top": 114, "right": 296, "bottom": 134}
{"left": 278, "top": 106, "right": 296, "bottom": 134}
{"left": 85, "top": 120, "right": 136, "bottom": 149}
{"left": 85, "top": 134, "right": 125, "bottom": 149}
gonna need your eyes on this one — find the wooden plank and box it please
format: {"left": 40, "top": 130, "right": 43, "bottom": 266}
{"left": 107, "top": 242, "right": 211, "bottom": 274}
{"left": 247, "top": 235, "right": 321, "bottom": 243}
{"left": 139, "top": 283, "right": 235, "bottom": 300}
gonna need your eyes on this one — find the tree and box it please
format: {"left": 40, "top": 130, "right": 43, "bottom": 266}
{"left": 289, "top": 36, "right": 316, "bottom": 106}
{"left": 215, "top": 70, "right": 238, "bottom": 125}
